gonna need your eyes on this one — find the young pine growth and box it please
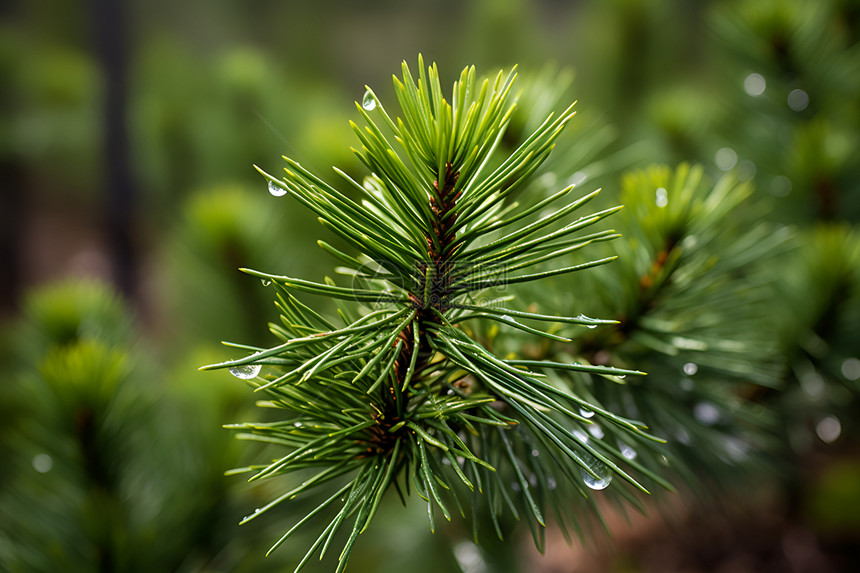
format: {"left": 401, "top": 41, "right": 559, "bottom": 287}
{"left": 203, "top": 56, "right": 664, "bottom": 572}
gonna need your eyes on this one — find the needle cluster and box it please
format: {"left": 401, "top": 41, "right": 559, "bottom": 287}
{"left": 203, "top": 56, "right": 664, "bottom": 572}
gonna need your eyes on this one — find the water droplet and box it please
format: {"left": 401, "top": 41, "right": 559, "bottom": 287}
{"left": 816, "top": 416, "right": 841, "bottom": 444}
{"left": 618, "top": 442, "right": 637, "bottom": 460}
{"left": 573, "top": 429, "right": 590, "bottom": 443}
{"left": 32, "top": 453, "right": 53, "bottom": 473}
{"left": 579, "top": 407, "right": 595, "bottom": 419}
{"left": 361, "top": 90, "right": 377, "bottom": 111}
{"left": 261, "top": 279, "right": 272, "bottom": 287}
{"left": 800, "top": 371, "right": 825, "bottom": 397}
{"left": 547, "top": 477, "right": 558, "bottom": 490}
{"left": 587, "top": 424, "right": 604, "bottom": 439}
{"left": 675, "top": 427, "right": 691, "bottom": 445}
{"left": 581, "top": 454, "right": 612, "bottom": 490}
{"left": 723, "top": 437, "right": 750, "bottom": 462}
{"left": 585, "top": 324, "right": 597, "bottom": 329}
{"left": 453, "top": 541, "right": 487, "bottom": 573}
{"left": 715, "top": 147, "right": 738, "bottom": 171}
{"left": 655, "top": 187, "right": 668, "bottom": 208}
{"left": 841, "top": 358, "right": 860, "bottom": 381}
{"left": 293, "top": 422, "right": 303, "bottom": 428}
{"left": 787, "top": 88, "right": 809, "bottom": 112}
{"left": 531, "top": 449, "right": 540, "bottom": 457}
{"left": 743, "top": 72, "right": 766, "bottom": 97}
{"left": 268, "top": 181, "right": 287, "bottom": 197}
{"left": 229, "top": 364, "right": 261, "bottom": 379}
{"left": 510, "top": 482, "right": 521, "bottom": 492}
{"left": 683, "top": 362, "right": 698, "bottom": 376}
{"left": 442, "top": 457, "right": 452, "bottom": 466}
{"left": 694, "top": 402, "right": 720, "bottom": 425}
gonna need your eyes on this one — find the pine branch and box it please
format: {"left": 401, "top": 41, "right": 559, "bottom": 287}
{"left": 203, "top": 56, "right": 663, "bottom": 572}
{"left": 535, "top": 162, "right": 796, "bottom": 500}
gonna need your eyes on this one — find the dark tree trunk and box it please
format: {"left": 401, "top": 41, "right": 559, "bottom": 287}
{"left": 93, "top": 0, "right": 137, "bottom": 301}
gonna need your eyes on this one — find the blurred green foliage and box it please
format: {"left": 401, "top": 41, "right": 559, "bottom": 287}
{"left": 1, "top": 0, "right": 858, "bottom": 571}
